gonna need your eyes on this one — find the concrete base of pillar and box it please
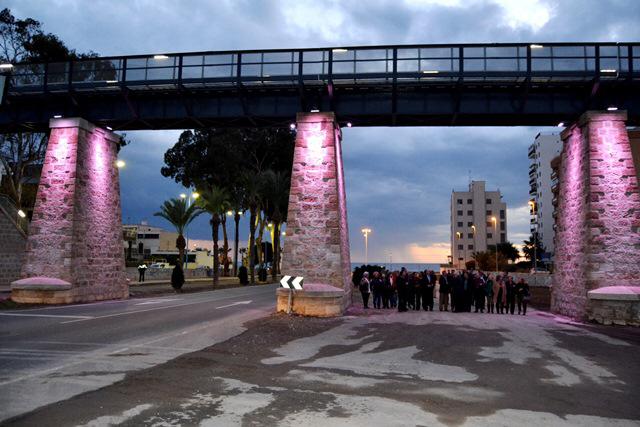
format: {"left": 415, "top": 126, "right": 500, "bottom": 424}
{"left": 11, "top": 277, "right": 73, "bottom": 304}
{"left": 276, "top": 284, "right": 345, "bottom": 317}
{"left": 586, "top": 286, "right": 640, "bottom": 326}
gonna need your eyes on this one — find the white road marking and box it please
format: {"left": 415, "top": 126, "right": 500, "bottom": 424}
{"left": 59, "top": 288, "right": 274, "bottom": 324}
{"left": 0, "top": 313, "right": 93, "bottom": 319}
{"left": 216, "top": 300, "right": 252, "bottom": 309}
{"left": 135, "top": 298, "right": 180, "bottom": 306}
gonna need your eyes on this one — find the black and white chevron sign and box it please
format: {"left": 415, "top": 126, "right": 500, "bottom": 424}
{"left": 280, "top": 275, "right": 303, "bottom": 290}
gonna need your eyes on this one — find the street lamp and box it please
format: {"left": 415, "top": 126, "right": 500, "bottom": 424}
{"left": 471, "top": 225, "right": 476, "bottom": 269}
{"left": 181, "top": 191, "right": 199, "bottom": 269}
{"left": 456, "top": 231, "right": 463, "bottom": 269}
{"left": 361, "top": 227, "right": 372, "bottom": 265}
{"left": 491, "top": 216, "right": 498, "bottom": 272}
{"left": 529, "top": 200, "right": 538, "bottom": 272}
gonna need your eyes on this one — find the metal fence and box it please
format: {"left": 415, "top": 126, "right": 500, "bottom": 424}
{"left": 0, "top": 194, "right": 28, "bottom": 235}
{"left": 6, "top": 43, "right": 639, "bottom": 94}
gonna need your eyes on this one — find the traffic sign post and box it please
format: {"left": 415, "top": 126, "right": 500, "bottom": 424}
{"left": 280, "top": 275, "right": 304, "bottom": 314}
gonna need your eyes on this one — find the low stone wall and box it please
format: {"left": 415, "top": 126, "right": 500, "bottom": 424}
{"left": 586, "top": 286, "right": 640, "bottom": 326}
{"left": 0, "top": 207, "right": 26, "bottom": 288}
{"left": 126, "top": 267, "right": 211, "bottom": 282}
{"left": 276, "top": 284, "right": 345, "bottom": 317}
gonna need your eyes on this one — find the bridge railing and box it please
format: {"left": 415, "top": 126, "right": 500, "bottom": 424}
{"left": 6, "top": 43, "right": 639, "bottom": 94}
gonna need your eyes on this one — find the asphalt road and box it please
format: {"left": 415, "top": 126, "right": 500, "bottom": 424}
{"left": 0, "top": 283, "right": 278, "bottom": 423}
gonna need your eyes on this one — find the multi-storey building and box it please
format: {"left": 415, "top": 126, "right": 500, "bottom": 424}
{"left": 528, "top": 132, "right": 562, "bottom": 259}
{"left": 450, "top": 181, "right": 507, "bottom": 269}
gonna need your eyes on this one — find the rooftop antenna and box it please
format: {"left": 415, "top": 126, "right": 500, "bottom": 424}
{"left": 468, "top": 169, "right": 472, "bottom": 188}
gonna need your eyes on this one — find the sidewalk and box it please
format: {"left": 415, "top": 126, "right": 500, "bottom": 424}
{"left": 6, "top": 298, "right": 639, "bottom": 426}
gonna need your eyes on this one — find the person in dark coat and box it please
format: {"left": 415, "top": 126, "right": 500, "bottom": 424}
{"left": 422, "top": 270, "right": 435, "bottom": 311}
{"left": 412, "top": 272, "right": 422, "bottom": 311}
{"left": 485, "top": 274, "right": 495, "bottom": 313}
{"left": 389, "top": 272, "right": 398, "bottom": 308}
{"left": 452, "top": 272, "right": 465, "bottom": 312}
{"left": 474, "top": 273, "right": 486, "bottom": 313}
{"left": 381, "top": 272, "right": 390, "bottom": 309}
{"left": 397, "top": 269, "right": 409, "bottom": 312}
{"left": 505, "top": 276, "right": 517, "bottom": 314}
{"left": 438, "top": 271, "right": 451, "bottom": 311}
{"left": 238, "top": 265, "right": 249, "bottom": 285}
{"left": 371, "top": 271, "right": 384, "bottom": 309}
{"left": 171, "top": 264, "right": 185, "bottom": 293}
{"left": 359, "top": 271, "right": 371, "bottom": 309}
{"left": 516, "top": 278, "right": 531, "bottom": 315}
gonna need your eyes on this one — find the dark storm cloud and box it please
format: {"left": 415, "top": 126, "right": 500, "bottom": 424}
{"left": 5, "top": 0, "right": 638, "bottom": 262}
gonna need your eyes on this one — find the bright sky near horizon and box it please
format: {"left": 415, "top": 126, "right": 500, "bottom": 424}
{"left": 6, "top": 0, "right": 640, "bottom": 263}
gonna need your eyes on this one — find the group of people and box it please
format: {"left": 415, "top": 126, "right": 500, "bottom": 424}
{"left": 358, "top": 269, "right": 531, "bottom": 315}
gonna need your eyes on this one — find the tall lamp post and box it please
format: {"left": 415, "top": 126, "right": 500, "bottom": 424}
{"left": 491, "top": 216, "right": 498, "bottom": 272}
{"left": 528, "top": 200, "right": 538, "bottom": 272}
{"left": 361, "top": 227, "right": 372, "bottom": 265}
{"left": 180, "top": 191, "right": 199, "bottom": 270}
{"left": 471, "top": 224, "right": 476, "bottom": 268}
{"left": 456, "top": 231, "right": 463, "bottom": 269}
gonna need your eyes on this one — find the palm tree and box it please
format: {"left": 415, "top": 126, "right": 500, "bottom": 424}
{"left": 154, "top": 198, "right": 203, "bottom": 267}
{"left": 230, "top": 185, "right": 246, "bottom": 277}
{"left": 242, "top": 171, "right": 263, "bottom": 284}
{"left": 262, "top": 170, "right": 290, "bottom": 281}
{"left": 197, "top": 184, "right": 230, "bottom": 286}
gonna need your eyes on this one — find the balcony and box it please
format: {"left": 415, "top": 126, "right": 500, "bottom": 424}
{"left": 528, "top": 145, "right": 537, "bottom": 159}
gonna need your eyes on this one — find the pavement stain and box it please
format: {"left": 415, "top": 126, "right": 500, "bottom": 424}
{"left": 3, "top": 311, "right": 640, "bottom": 426}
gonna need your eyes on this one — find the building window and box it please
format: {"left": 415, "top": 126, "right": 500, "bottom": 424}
{"left": 457, "top": 210, "right": 463, "bottom": 216}
{"left": 500, "top": 210, "right": 505, "bottom": 219}
{"left": 486, "top": 210, "right": 492, "bottom": 215}
{"left": 458, "top": 257, "right": 464, "bottom": 261}
{"left": 457, "top": 244, "right": 463, "bottom": 250}
{"left": 467, "top": 210, "right": 473, "bottom": 216}
{"left": 486, "top": 199, "right": 492, "bottom": 204}
{"left": 467, "top": 221, "right": 473, "bottom": 227}
{"left": 467, "top": 199, "right": 473, "bottom": 204}
{"left": 467, "top": 233, "right": 473, "bottom": 239}
{"left": 457, "top": 221, "right": 463, "bottom": 227}
{"left": 457, "top": 199, "right": 463, "bottom": 204}
{"left": 487, "top": 232, "right": 493, "bottom": 238}
{"left": 500, "top": 222, "right": 505, "bottom": 231}
{"left": 500, "top": 233, "right": 506, "bottom": 243}
{"left": 468, "top": 244, "right": 474, "bottom": 250}
{"left": 486, "top": 221, "right": 493, "bottom": 227}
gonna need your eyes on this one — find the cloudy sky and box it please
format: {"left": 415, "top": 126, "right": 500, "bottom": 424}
{"left": 7, "top": 0, "right": 640, "bottom": 263}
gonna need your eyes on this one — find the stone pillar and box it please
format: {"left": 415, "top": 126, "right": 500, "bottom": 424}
{"left": 551, "top": 111, "right": 640, "bottom": 322}
{"left": 11, "top": 118, "right": 128, "bottom": 304}
{"left": 278, "top": 112, "right": 352, "bottom": 315}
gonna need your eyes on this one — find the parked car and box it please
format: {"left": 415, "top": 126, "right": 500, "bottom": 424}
{"left": 149, "top": 262, "right": 171, "bottom": 269}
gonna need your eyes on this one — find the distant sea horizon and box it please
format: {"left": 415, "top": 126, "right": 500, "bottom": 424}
{"left": 351, "top": 262, "right": 443, "bottom": 272}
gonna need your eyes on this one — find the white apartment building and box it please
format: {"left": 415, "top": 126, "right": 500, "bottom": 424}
{"left": 450, "top": 181, "right": 507, "bottom": 269}
{"left": 528, "top": 132, "right": 562, "bottom": 258}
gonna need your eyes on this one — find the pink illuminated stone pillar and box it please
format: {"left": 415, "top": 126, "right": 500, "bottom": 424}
{"left": 279, "top": 112, "right": 352, "bottom": 314}
{"left": 12, "top": 118, "right": 128, "bottom": 304}
{"left": 552, "top": 111, "right": 640, "bottom": 320}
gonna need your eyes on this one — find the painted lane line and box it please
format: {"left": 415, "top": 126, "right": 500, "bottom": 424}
{"left": 0, "top": 313, "right": 93, "bottom": 320}
{"left": 135, "top": 299, "right": 180, "bottom": 306}
{"left": 59, "top": 288, "right": 275, "bottom": 324}
{"left": 216, "top": 300, "right": 252, "bottom": 309}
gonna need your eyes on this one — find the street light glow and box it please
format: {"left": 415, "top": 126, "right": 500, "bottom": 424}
{"left": 289, "top": 123, "right": 296, "bottom": 130}
{"left": 332, "top": 48, "right": 348, "bottom": 53}
{"left": 17, "top": 209, "right": 26, "bottom": 218}
{"left": 557, "top": 122, "right": 564, "bottom": 127}
{"left": 153, "top": 54, "right": 169, "bottom": 59}
{"left": 0, "top": 63, "right": 13, "bottom": 69}
{"left": 530, "top": 44, "right": 544, "bottom": 49}
{"left": 180, "top": 193, "right": 187, "bottom": 199}
{"left": 227, "top": 210, "right": 233, "bottom": 216}
{"left": 346, "top": 122, "right": 352, "bottom": 127}
{"left": 192, "top": 192, "right": 200, "bottom": 199}
{"left": 607, "top": 106, "right": 618, "bottom": 111}
{"left": 53, "top": 115, "right": 62, "bottom": 119}
{"left": 115, "top": 159, "right": 126, "bottom": 169}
